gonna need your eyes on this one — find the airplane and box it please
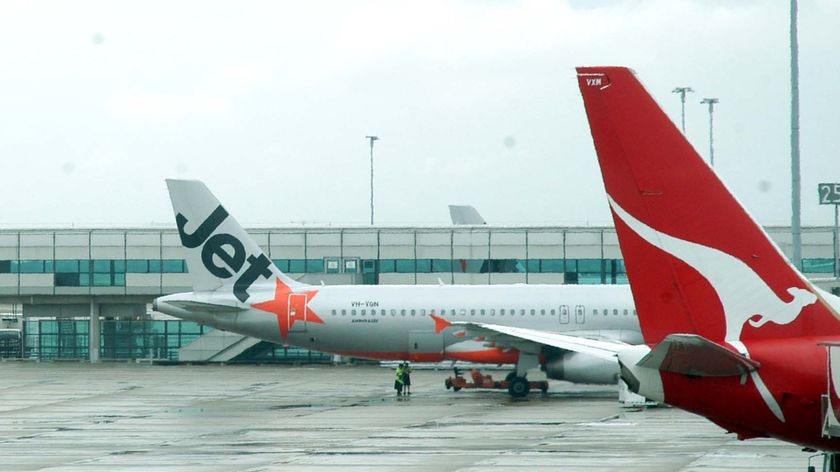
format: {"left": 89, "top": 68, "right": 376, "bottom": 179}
{"left": 574, "top": 65, "right": 840, "bottom": 461}
{"left": 152, "top": 179, "right": 642, "bottom": 398}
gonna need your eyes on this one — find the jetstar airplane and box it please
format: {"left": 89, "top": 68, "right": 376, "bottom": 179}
{"left": 574, "top": 65, "right": 840, "bottom": 460}
{"left": 152, "top": 179, "right": 641, "bottom": 398}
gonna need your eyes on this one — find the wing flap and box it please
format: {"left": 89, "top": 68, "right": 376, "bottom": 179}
{"left": 638, "top": 334, "right": 760, "bottom": 377}
{"left": 452, "top": 322, "right": 624, "bottom": 361}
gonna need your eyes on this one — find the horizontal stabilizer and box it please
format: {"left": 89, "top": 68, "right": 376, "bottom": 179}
{"left": 165, "top": 299, "right": 248, "bottom": 313}
{"left": 452, "top": 322, "right": 624, "bottom": 361}
{"left": 638, "top": 334, "right": 760, "bottom": 377}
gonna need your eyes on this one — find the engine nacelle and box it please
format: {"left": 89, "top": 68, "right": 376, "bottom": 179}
{"left": 544, "top": 352, "right": 619, "bottom": 385}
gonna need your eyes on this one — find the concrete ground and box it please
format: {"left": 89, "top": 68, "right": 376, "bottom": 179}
{"left": 0, "top": 362, "right": 817, "bottom": 471}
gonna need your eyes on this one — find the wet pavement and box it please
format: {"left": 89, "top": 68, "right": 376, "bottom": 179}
{"left": 0, "top": 362, "right": 814, "bottom": 471}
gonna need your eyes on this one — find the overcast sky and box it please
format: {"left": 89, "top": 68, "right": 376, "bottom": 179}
{"left": 1, "top": 0, "right": 838, "bottom": 228}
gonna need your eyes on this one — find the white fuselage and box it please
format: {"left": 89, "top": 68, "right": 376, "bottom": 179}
{"left": 157, "top": 283, "right": 640, "bottom": 364}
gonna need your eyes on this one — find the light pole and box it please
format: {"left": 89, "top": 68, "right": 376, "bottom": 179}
{"left": 366, "top": 135, "right": 379, "bottom": 225}
{"left": 700, "top": 98, "right": 719, "bottom": 167}
{"left": 790, "top": 0, "right": 802, "bottom": 271}
{"left": 672, "top": 86, "right": 694, "bottom": 133}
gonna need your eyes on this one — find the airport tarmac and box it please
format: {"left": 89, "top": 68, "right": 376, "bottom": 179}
{"left": 0, "top": 362, "right": 815, "bottom": 472}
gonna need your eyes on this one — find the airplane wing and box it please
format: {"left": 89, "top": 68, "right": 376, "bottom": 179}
{"left": 451, "top": 321, "right": 625, "bottom": 361}
{"left": 637, "top": 334, "right": 760, "bottom": 377}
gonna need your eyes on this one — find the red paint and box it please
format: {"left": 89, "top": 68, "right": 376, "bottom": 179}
{"left": 577, "top": 66, "right": 840, "bottom": 451}
{"left": 251, "top": 278, "right": 324, "bottom": 339}
{"left": 429, "top": 313, "right": 452, "bottom": 334}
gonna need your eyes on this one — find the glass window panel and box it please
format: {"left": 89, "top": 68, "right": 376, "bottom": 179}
{"left": 272, "top": 259, "right": 290, "bottom": 272}
{"left": 564, "top": 259, "right": 578, "bottom": 272}
{"left": 93, "top": 273, "right": 111, "bottom": 286}
{"left": 79, "top": 273, "right": 90, "bottom": 286}
{"left": 44, "top": 260, "right": 54, "bottom": 272}
{"left": 148, "top": 260, "right": 162, "bottom": 272}
{"left": 803, "top": 258, "right": 834, "bottom": 273}
{"left": 54, "top": 273, "right": 80, "bottom": 286}
{"left": 289, "top": 259, "right": 306, "bottom": 272}
{"left": 416, "top": 259, "right": 431, "bottom": 273}
{"left": 395, "top": 259, "right": 415, "bottom": 273}
{"left": 541, "top": 259, "right": 564, "bottom": 273}
{"left": 41, "top": 321, "right": 58, "bottom": 334}
{"left": 378, "top": 259, "right": 395, "bottom": 273}
{"left": 578, "top": 273, "right": 603, "bottom": 284}
{"left": 578, "top": 259, "right": 602, "bottom": 273}
{"left": 113, "top": 260, "right": 126, "bottom": 273}
{"left": 19, "top": 260, "right": 44, "bottom": 273}
{"left": 126, "top": 259, "right": 148, "bottom": 273}
{"left": 0, "top": 260, "right": 11, "bottom": 273}
{"left": 526, "top": 259, "right": 540, "bottom": 273}
{"left": 431, "top": 259, "right": 452, "bottom": 272}
{"left": 93, "top": 260, "right": 111, "bottom": 272}
{"left": 162, "top": 259, "right": 184, "bottom": 273}
{"left": 306, "top": 259, "right": 325, "bottom": 273}
{"left": 113, "top": 273, "right": 126, "bottom": 286}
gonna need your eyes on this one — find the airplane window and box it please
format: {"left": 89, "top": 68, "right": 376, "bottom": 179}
{"left": 420, "top": 309, "right": 426, "bottom": 316}
{"left": 331, "top": 310, "right": 336, "bottom": 316}
{"left": 341, "top": 309, "right": 347, "bottom": 316}
{"left": 411, "top": 309, "right": 416, "bottom": 316}
{"left": 361, "top": 309, "right": 366, "bottom": 316}
{"left": 509, "top": 308, "right": 514, "bottom": 315}
{"left": 401, "top": 310, "right": 406, "bottom": 316}
{"left": 470, "top": 309, "right": 476, "bottom": 316}
{"left": 372, "top": 309, "right": 377, "bottom": 316}
{"left": 633, "top": 310, "right": 637, "bottom": 316}
{"left": 593, "top": 309, "right": 598, "bottom": 315}
{"left": 623, "top": 309, "right": 628, "bottom": 316}
{"left": 460, "top": 309, "right": 466, "bottom": 316}
{"left": 520, "top": 309, "right": 525, "bottom": 316}
{"left": 480, "top": 309, "right": 485, "bottom": 316}
{"left": 391, "top": 309, "right": 396, "bottom": 316}
{"left": 451, "top": 309, "right": 456, "bottom": 316}
{"left": 540, "top": 309, "right": 545, "bottom": 315}
{"left": 550, "top": 309, "right": 555, "bottom": 315}
{"left": 613, "top": 309, "right": 618, "bottom": 316}
{"left": 500, "top": 309, "right": 505, "bottom": 316}
{"left": 351, "top": 309, "right": 357, "bottom": 316}
{"left": 490, "top": 309, "right": 495, "bottom": 316}
{"left": 530, "top": 309, "right": 535, "bottom": 315}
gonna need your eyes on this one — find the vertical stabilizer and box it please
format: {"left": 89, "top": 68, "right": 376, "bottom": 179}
{"left": 166, "top": 179, "right": 305, "bottom": 301}
{"left": 576, "top": 67, "right": 839, "bottom": 345}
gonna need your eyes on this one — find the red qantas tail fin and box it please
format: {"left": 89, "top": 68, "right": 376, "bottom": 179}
{"left": 576, "top": 66, "right": 839, "bottom": 345}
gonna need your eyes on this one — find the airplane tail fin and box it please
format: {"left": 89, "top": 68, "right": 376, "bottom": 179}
{"left": 576, "top": 66, "right": 839, "bottom": 344}
{"left": 165, "top": 179, "right": 306, "bottom": 302}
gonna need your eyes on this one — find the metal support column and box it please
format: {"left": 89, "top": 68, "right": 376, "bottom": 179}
{"left": 89, "top": 300, "right": 100, "bottom": 363}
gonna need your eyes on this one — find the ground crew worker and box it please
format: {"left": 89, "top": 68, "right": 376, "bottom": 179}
{"left": 402, "top": 362, "right": 412, "bottom": 395}
{"left": 394, "top": 363, "right": 405, "bottom": 396}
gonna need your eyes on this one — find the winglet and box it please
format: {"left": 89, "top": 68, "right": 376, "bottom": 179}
{"left": 430, "top": 313, "right": 452, "bottom": 334}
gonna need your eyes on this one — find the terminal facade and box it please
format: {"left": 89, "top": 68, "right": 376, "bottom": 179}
{"left": 0, "top": 225, "right": 837, "bottom": 362}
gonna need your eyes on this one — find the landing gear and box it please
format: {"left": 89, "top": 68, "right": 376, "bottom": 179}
{"left": 507, "top": 376, "right": 530, "bottom": 398}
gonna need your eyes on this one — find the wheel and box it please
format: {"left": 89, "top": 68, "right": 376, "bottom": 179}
{"left": 453, "top": 386, "right": 462, "bottom": 392}
{"left": 445, "top": 378, "right": 452, "bottom": 390}
{"left": 540, "top": 383, "right": 548, "bottom": 393}
{"left": 505, "top": 371, "right": 517, "bottom": 382}
{"left": 507, "top": 376, "right": 530, "bottom": 398}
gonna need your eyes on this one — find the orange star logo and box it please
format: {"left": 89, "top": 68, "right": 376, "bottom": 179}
{"left": 251, "top": 279, "right": 324, "bottom": 339}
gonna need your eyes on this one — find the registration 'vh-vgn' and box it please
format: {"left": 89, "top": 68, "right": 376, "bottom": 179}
{"left": 153, "top": 180, "right": 640, "bottom": 398}
{"left": 575, "top": 65, "right": 840, "bottom": 468}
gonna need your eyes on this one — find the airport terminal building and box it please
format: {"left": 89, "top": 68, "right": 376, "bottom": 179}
{"left": 0, "top": 224, "right": 837, "bottom": 363}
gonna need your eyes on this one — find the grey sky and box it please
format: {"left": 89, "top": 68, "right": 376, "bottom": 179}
{"left": 1, "top": 0, "right": 838, "bottom": 227}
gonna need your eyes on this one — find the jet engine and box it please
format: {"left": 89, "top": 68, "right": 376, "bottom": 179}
{"left": 544, "top": 351, "right": 619, "bottom": 385}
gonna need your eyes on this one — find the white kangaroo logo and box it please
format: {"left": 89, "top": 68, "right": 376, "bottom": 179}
{"left": 608, "top": 196, "right": 817, "bottom": 422}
